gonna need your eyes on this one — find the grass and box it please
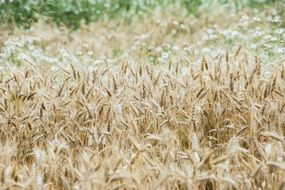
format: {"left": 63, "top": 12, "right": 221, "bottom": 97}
{"left": 0, "top": 1, "right": 285, "bottom": 190}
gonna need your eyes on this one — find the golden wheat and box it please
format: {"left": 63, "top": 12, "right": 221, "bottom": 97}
{"left": 0, "top": 49, "right": 284, "bottom": 189}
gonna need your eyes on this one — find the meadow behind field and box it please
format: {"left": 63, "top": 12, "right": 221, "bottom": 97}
{"left": 0, "top": 0, "right": 285, "bottom": 189}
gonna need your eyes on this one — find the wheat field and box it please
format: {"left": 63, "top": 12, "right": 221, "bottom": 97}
{"left": 0, "top": 49, "right": 285, "bottom": 189}
{"left": 0, "top": 1, "right": 285, "bottom": 190}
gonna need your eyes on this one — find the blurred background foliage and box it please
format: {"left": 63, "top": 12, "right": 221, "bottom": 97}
{"left": 0, "top": 0, "right": 283, "bottom": 30}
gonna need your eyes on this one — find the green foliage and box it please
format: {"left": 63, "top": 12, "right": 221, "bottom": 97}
{"left": 0, "top": 0, "right": 173, "bottom": 29}
{"left": 43, "top": 0, "right": 102, "bottom": 29}
{"left": 0, "top": 0, "right": 282, "bottom": 30}
{"left": 0, "top": 0, "right": 41, "bottom": 29}
{"left": 183, "top": 0, "right": 202, "bottom": 16}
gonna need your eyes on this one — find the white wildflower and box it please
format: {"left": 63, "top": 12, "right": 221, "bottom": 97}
{"left": 240, "top": 15, "right": 249, "bottom": 26}
{"left": 158, "top": 52, "right": 169, "bottom": 64}
{"left": 180, "top": 24, "right": 186, "bottom": 29}
{"left": 274, "top": 47, "right": 285, "bottom": 54}
{"left": 253, "top": 16, "right": 261, "bottom": 22}
{"left": 172, "top": 45, "right": 180, "bottom": 52}
{"left": 275, "top": 28, "right": 285, "bottom": 34}
{"left": 263, "top": 34, "right": 272, "bottom": 41}
{"left": 155, "top": 46, "right": 163, "bottom": 53}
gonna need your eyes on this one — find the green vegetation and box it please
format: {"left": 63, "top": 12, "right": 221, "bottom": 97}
{"left": 0, "top": 0, "right": 283, "bottom": 29}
